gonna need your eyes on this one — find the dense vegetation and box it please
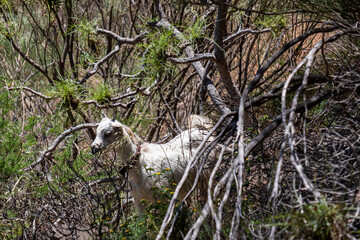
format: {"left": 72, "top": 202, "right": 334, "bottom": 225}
{"left": 0, "top": 0, "right": 359, "bottom": 239}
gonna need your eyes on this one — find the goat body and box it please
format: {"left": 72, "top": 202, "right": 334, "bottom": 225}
{"left": 91, "top": 117, "right": 211, "bottom": 211}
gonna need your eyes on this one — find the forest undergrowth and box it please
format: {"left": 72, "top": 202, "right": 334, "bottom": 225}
{"left": 0, "top": 0, "right": 359, "bottom": 239}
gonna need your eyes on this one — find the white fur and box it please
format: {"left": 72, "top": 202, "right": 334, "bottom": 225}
{"left": 91, "top": 117, "right": 211, "bottom": 211}
{"left": 184, "top": 114, "right": 213, "bottom": 130}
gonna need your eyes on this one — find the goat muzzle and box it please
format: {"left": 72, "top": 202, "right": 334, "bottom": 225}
{"left": 91, "top": 146, "right": 100, "bottom": 154}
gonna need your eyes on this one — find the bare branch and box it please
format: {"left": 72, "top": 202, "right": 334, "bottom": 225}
{"left": 96, "top": 28, "right": 147, "bottom": 44}
{"left": 154, "top": 6, "right": 231, "bottom": 115}
{"left": 7, "top": 86, "right": 53, "bottom": 100}
{"left": 22, "top": 123, "right": 98, "bottom": 172}
{"left": 213, "top": 1, "right": 241, "bottom": 100}
{"left": 247, "top": 24, "right": 339, "bottom": 92}
{"left": 79, "top": 30, "right": 147, "bottom": 84}
{"left": 156, "top": 112, "right": 234, "bottom": 240}
{"left": 88, "top": 177, "right": 124, "bottom": 188}
{"left": 224, "top": 28, "right": 271, "bottom": 43}
{"left": 167, "top": 53, "right": 216, "bottom": 64}
{"left": 110, "top": 87, "right": 147, "bottom": 101}
{"left": 81, "top": 98, "right": 137, "bottom": 109}
{"left": 79, "top": 44, "right": 120, "bottom": 84}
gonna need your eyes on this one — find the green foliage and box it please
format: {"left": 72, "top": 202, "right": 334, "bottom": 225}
{"left": 89, "top": 83, "right": 113, "bottom": 104}
{"left": 110, "top": 167, "right": 194, "bottom": 239}
{"left": 0, "top": 89, "right": 37, "bottom": 179}
{"left": 69, "top": 16, "right": 99, "bottom": 49}
{"left": 70, "top": 17, "right": 99, "bottom": 66}
{"left": 0, "top": 3, "right": 15, "bottom": 44}
{"left": 183, "top": 10, "right": 209, "bottom": 45}
{"left": 72, "top": 17, "right": 98, "bottom": 36}
{"left": 279, "top": 200, "right": 350, "bottom": 239}
{"left": 79, "top": 50, "right": 96, "bottom": 66}
{"left": 49, "top": 79, "right": 81, "bottom": 107}
{"left": 254, "top": 14, "right": 287, "bottom": 36}
{"left": 0, "top": 210, "right": 23, "bottom": 238}
{"left": 138, "top": 28, "right": 179, "bottom": 83}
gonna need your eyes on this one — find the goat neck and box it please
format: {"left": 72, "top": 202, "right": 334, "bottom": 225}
{"left": 113, "top": 126, "right": 138, "bottom": 164}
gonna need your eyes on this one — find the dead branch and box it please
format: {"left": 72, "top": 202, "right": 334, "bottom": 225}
{"left": 213, "top": 1, "right": 241, "bottom": 100}
{"left": 167, "top": 53, "right": 216, "bottom": 64}
{"left": 96, "top": 28, "right": 147, "bottom": 44}
{"left": 154, "top": 1, "right": 231, "bottom": 115}
{"left": 80, "top": 98, "right": 137, "bottom": 109}
{"left": 79, "top": 30, "right": 147, "bottom": 84}
{"left": 22, "top": 123, "right": 98, "bottom": 172}
{"left": 7, "top": 87, "right": 53, "bottom": 100}
{"left": 224, "top": 28, "right": 271, "bottom": 43}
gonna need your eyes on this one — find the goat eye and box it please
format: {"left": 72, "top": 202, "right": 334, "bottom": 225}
{"left": 105, "top": 130, "right": 112, "bottom": 136}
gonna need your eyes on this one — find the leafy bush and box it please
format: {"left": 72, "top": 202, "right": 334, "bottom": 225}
{"left": 138, "top": 28, "right": 179, "bottom": 83}
{"left": 49, "top": 79, "right": 81, "bottom": 108}
{"left": 0, "top": 89, "right": 38, "bottom": 179}
{"left": 254, "top": 14, "right": 287, "bottom": 36}
{"left": 279, "top": 200, "right": 351, "bottom": 240}
{"left": 110, "top": 167, "right": 194, "bottom": 240}
{"left": 89, "top": 83, "right": 113, "bottom": 104}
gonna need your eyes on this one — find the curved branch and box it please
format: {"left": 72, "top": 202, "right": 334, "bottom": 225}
{"left": 110, "top": 87, "right": 147, "bottom": 101}
{"left": 7, "top": 87, "right": 53, "bottom": 100}
{"left": 81, "top": 98, "right": 137, "bottom": 109}
{"left": 154, "top": 4, "right": 231, "bottom": 115}
{"left": 79, "top": 44, "right": 120, "bottom": 84}
{"left": 247, "top": 24, "right": 339, "bottom": 92}
{"left": 184, "top": 89, "right": 333, "bottom": 240}
{"left": 79, "top": 30, "right": 147, "bottom": 84}
{"left": 22, "top": 123, "right": 98, "bottom": 172}
{"left": 224, "top": 28, "right": 271, "bottom": 43}
{"left": 96, "top": 28, "right": 147, "bottom": 44}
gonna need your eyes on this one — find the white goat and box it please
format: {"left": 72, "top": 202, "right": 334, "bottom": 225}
{"left": 184, "top": 114, "right": 213, "bottom": 130}
{"left": 91, "top": 117, "right": 212, "bottom": 211}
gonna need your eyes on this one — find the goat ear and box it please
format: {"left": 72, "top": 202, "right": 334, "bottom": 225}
{"left": 111, "top": 120, "right": 122, "bottom": 128}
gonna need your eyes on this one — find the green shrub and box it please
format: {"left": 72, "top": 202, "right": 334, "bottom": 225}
{"left": 89, "top": 83, "right": 113, "bottom": 104}
{"left": 254, "top": 14, "right": 287, "bottom": 36}
{"left": 0, "top": 90, "right": 38, "bottom": 179}
{"left": 49, "top": 79, "right": 82, "bottom": 108}
{"left": 108, "top": 167, "right": 195, "bottom": 240}
{"left": 280, "top": 200, "right": 350, "bottom": 240}
{"left": 137, "top": 28, "right": 179, "bottom": 83}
